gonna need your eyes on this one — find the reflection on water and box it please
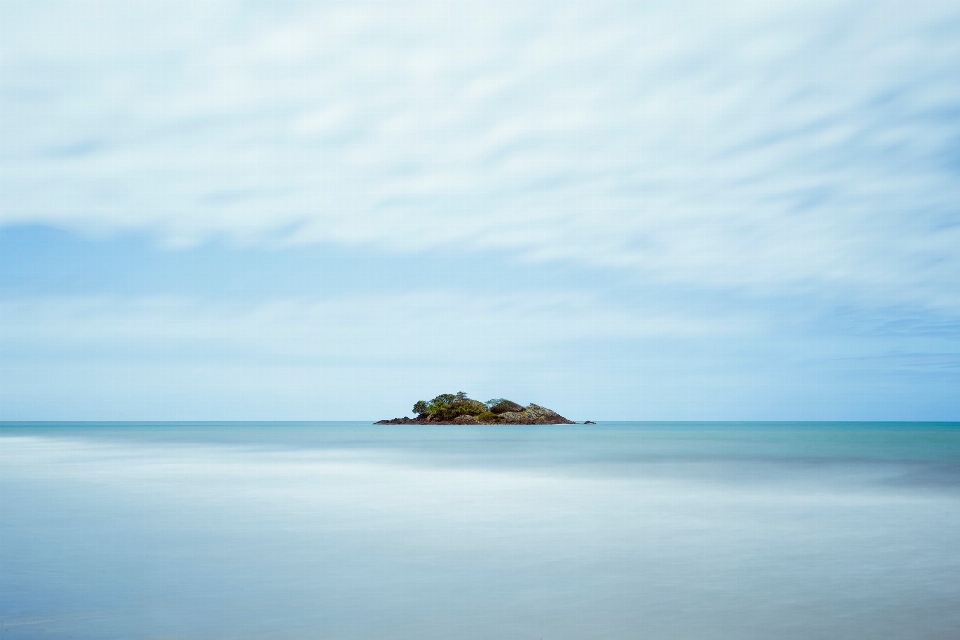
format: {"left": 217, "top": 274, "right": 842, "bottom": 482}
{"left": 2, "top": 422, "right": 959, "bottom": 639}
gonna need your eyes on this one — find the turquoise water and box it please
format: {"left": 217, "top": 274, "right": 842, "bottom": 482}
{"left": 1, "top": 422, "right": 959, "bottom": 639}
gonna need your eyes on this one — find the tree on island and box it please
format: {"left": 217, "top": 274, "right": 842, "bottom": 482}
{"left": 380, "top": 391, "right": 574, "bottom": 425}
{"left": 401, "top": 392, "right": 554, "bottom": 423}
{"left": 376, "top": 391, "right": 574, "bottom": 425}
{"left": 413, "top": 392, "right": 472, "bottom": 417}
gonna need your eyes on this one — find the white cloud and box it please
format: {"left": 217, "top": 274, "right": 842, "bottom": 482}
{"left": 3, "top": 293, "right": 957, "bottom": 421}
{"left": 0, "top": 292, "right": 767, "bottom": 419}
{"left": 1, "top": 0, "right": 959, "bottom": 309}
{"left": 0, "top": 292, "right": 752, "bottom": 366}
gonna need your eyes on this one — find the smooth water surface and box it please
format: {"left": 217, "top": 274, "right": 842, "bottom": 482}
{"left": 2, "top": 422, "right": 959, "bottom": 639}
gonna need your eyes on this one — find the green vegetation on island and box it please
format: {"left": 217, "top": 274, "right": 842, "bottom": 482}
{"left": 376, "top": 392, "right": 575, "bottom": 425}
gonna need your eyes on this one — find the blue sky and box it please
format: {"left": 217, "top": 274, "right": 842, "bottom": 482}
{"left": 1, "top": 0, "right": 959, "bottom": 420}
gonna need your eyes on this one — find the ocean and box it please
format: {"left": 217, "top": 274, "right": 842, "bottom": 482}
{"left": 1, "top": 422, "right": 959, "bottom": 639}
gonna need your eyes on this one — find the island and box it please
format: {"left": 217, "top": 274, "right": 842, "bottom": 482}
{"left": 375, "top": 392, "right": 576, "bottom": 425}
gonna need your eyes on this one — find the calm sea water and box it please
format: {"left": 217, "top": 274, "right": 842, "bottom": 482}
{"left": 1, "top": 422, "right": 959, "bottom": 639}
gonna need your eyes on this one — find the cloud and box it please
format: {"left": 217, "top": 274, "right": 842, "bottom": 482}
{"left": 0, "top": 291, "right": 769, "bottom": 420}
{"left": 0, "top": 292, "right": 753, "bottom": 368}
{"left": 3, "top": 291, "right": 957, "bottom": 421}
{"left": 1, "top": 0, "right": 958, "bottom": 310}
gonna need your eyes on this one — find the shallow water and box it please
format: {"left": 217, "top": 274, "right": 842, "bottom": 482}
{"left": 1, "top": 422, "right": 959, "bottom": 639}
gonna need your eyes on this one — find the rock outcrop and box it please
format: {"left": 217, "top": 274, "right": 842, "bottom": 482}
{"left": 489, "top": 400, "right": 524, "bottom": 414}
{"left": 494, "top": 404, "right": 573, "bottom": 425}
{"left": 375, "top": 393, "right": 575, "bottom": 425}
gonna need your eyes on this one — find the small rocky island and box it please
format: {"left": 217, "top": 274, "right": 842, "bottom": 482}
{"left": 376, "top": 392, "right": 576, "bottom": 425}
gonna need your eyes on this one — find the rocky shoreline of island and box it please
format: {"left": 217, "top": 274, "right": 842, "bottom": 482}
{"left": 375, "top": 392, "right": 579, "bottom": 425}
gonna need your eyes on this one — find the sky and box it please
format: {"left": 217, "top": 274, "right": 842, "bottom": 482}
{"left": 1, "top": 0, "right": 959, "bottom": 421}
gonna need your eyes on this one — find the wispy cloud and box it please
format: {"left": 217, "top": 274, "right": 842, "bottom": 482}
{"left": 2, "top": 1, "right": 958, "bottom": 308}
{"left": 3, "top": 291, "right": 957, "bottom": 421}
{"left": 0, "top": 292, "right": 753, "bottom": 365}
{"left": 0, "top": 291, "right": 765, "bottom": 420}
